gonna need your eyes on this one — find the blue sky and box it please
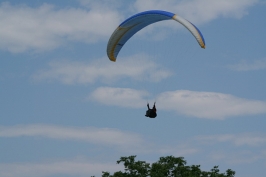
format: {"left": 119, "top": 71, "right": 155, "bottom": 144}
{"left": 0, "top": 0, "right": 266, "bottom": 176}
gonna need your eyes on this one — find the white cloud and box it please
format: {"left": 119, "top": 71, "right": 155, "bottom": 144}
{"left": 0, "top": 124, "right": 143, "bottom": 149}
{"left": 228, "top": 59, "right": 266, "bottom": 71}
{"left": 158, "top": 145, "right": 198, "bottom": 157}
{"left": 196, "top": 133, "right": 266, "bottom": 164}
{"left": 0, "top": 145, "right": 196, "bottom": 177}
{"left": 79, "top": 0, "right": 124, "bottom": 10}
{"left": 134, "top": 0, "right": 258, "bottom": 24}
{"left": 90, "top": 88, "right": 266, "bottom": 119}
{"left": 33, "top": 55, "right": 172, "bottom": 84}
{"left": 2, "top": 124, "right": 266, "bottom": 173}
{"left": 197, "top": 133, "right": 266, "bottom": 146}
{"left": 90, "top": 87, "right": 149, "bottom": 108}
{"left": 0, "top": 160, "right": 122, "bottom": 177}
{"left": 0, "top": 0, "right": 259, "bottom": 53}
{"left": 157, "top": 90, "right": 266, "bottom": 119}
{"left": 0, "top": 124, "right": 199, "bottom": 156}
{"left": 0, "top": 2, "right": 121, "bottom": 52}
{"left": 209, "top": 150, "right": 264, "bottom": 165}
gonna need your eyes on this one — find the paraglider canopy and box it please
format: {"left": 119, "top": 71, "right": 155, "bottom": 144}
{"left": 107, "top": 10, "right": 205, "bottom": 62}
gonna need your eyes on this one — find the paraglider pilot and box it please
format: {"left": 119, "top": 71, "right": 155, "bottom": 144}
{"left": 145, "top": 102, "right": 157, "bottom": 118}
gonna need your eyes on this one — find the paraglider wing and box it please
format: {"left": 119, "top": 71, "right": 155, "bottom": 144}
{"left": 107, "top": 10, "right": 205, "bottom": 62}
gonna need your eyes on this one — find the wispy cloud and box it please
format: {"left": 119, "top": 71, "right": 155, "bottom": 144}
{"left": 90, "top": 87, "right": 266, "bottom": 119}
{"left": 228, "top": 59, "right": 266, "bottom": 71}
{"left": 157, "top": 90, "right": 266, "bottom": 119}
{"left": 0, "top": 147, "right": 197, "bottom": 177}
{"left": 0, "top": 2, "right": 121, "bottom": 52}
{"left": 33, "top": 55, "right": 172, "bottom": 84}
{"left": 79, "top": 0, "right": 125, "bottom": 10}
{"left": 0, "top": 124, "right": 199, "bottom": 157}
{"left": 134, "top": 0, "right": 259, "bottom": 24}
{"left": 209, "top": 150, "right": 265, "bottom": 165}
{"left": 197, "top": 133, "right": 266, "bottom": 146}
{"left": 90, "top": 87, "right": 149, "bottom": 108}
{"left": 2, "top": 124, "right": 266, "bottom": 176}
{"left": 197, "top": 133, "right": 266, "bottom": 164}
{"left": 0, "top": 124, "right": 143, "bottom": 150}
{"left": 0, "top": 0, "right": 259, "bottom": 53}
{"left": 0, "top": 160, "right": 122, "bottom": 177}
{"left": 158, "top": 144, "right": 199, "bottom": 157}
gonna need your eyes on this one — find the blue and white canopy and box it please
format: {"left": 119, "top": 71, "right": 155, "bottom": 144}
{"left": 107, "top": 10, "right": 205, "bottom": 62}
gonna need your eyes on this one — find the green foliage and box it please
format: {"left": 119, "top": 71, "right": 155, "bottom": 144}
{"left": 100, "top": 156, "right": 235, "bottom": 177}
